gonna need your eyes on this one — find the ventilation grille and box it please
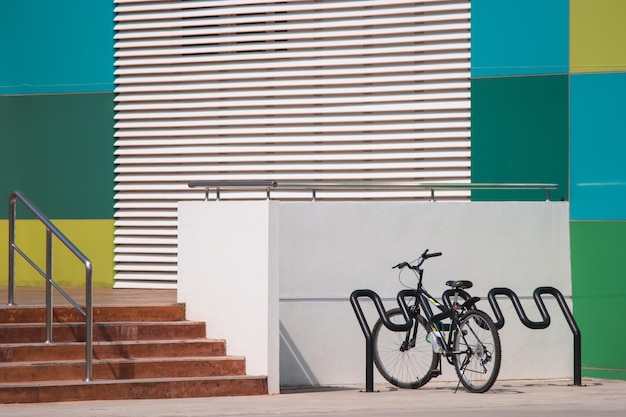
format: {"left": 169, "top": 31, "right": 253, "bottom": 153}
{"left": 113, "top": 0, "right": 471, "bottom": 288}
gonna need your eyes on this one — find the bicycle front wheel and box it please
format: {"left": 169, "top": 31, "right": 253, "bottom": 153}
{"left": 453, "top": 309, "right": 501, "bottom": 393}
{"left": 372, "top": 308, "right": 437, "bottom": 389}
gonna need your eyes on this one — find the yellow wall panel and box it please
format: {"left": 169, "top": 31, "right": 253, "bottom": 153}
{"left": 0, "top": 220, "right": 114, "bottom": 287}
{"left": 570, "top": 0, "right": 626, "bottom": 73}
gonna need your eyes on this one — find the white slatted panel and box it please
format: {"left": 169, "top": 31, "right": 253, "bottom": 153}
{"left": 113, "top": 0, "right": 471, "bottom": 288}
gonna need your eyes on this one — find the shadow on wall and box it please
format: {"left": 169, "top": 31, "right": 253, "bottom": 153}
{"left": 279, "top": 321, "right": 319, "bottom": 386}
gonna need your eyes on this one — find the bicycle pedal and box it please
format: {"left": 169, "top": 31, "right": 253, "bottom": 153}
{"left": 430, "top": 369, "right": 441, "bottom": 378}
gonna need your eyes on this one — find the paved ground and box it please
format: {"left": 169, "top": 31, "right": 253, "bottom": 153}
{"left": 2, "top": 378, "right": 625, "bottom": 417}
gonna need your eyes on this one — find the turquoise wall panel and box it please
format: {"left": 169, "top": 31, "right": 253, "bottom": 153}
{"left": 0, "top": 93, "right": 115, "bottom": 219}
{"left": 471, "top": 75, "right": 569, "bottom": 201}
{"left": 570, "top": 73, "right": 626, "bottom": 221}
{"left": 0, "top": 0, "right": 114, "bottom": 94}
{"left": 471, "top": 0, "right": 569, "bottom": 77}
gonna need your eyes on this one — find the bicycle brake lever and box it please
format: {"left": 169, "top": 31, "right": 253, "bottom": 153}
{"left": 393, "top": 262, "right": 410, "bottom": 269}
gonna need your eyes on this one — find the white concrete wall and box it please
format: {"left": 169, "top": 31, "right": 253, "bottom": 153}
{"left": 177, "top": 201, "right": 280, "bottom": 393}
{"left": 178, "top": 201, "right": 573, "bottom": 389}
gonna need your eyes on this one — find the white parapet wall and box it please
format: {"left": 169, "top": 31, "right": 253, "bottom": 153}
{"left": 177, "top": 201, "right": 280, "bottom": 393}
{"left": 178, "top": 200, "right": 572, "bottom": 391}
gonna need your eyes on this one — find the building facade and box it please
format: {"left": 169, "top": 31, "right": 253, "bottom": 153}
{"left": 1, "top": 0, "right": 624, "bottom": 380}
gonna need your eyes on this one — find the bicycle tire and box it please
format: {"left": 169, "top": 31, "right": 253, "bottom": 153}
{"left": 372, "top": 308, "right": 438, "bottom": 389}
{"left": 452, "top": 309, "right": 501, "bottom": 393}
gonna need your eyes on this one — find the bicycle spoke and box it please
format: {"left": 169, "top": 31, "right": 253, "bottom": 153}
{"left": 372, "top": 309, "right": 438, "bottom": 389}
{"left": 452, "top": 310, "right": 501, "bottom": 393}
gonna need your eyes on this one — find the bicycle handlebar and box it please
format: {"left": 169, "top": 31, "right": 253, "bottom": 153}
{"left": 392, "top": 249, "right": 442, "bottom": 270}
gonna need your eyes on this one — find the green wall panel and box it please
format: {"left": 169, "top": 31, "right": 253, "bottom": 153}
{"left": 0, "top": 92, "right": 114, "bottom": 219}
{"left": 471, "top": 75, "right": 569, "bottom": 201}
{"left": 570, "top": 221, "right": 626, "bottom": 379}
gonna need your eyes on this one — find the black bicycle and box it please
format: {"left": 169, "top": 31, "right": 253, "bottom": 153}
{"left": 372, "top": 249, "right": 501, "bottom": 393}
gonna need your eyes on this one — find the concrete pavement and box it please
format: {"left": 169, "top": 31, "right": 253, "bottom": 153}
{"left": 1, "top": 378, "right": 625, "bottom": 417}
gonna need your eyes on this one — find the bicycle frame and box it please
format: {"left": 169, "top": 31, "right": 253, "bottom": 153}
{"left": 417, "top": 289, "right": 464, "bottom": 356}
{"left": 404, "top": 260, "right": 470, "bottom": 357}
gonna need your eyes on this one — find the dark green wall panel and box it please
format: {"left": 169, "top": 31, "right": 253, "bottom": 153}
{"left": 570, "top": 221, "right": 626, "bottom": 378}
{"left": 0, "top": 92, "right": 114, "bottom": 219}
{"left": 471, "top": 75, "right": 569, "bottom": 201}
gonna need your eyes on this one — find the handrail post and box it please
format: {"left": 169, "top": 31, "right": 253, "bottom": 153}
{"left": 8, "top": 196, "right": 16, "bottom": 306}
{"left": 45, "top": 228, "right": 53, "bottom": 343}
{"left": 84, "top": 263, "right": 93, "bottom": 382}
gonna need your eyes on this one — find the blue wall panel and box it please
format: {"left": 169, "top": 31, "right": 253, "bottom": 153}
{"left": 471, "top": 0, "right": 569, "bottom": 77}
{"left": 570, "top": 73, "right": 626, "bottom": 221}
{"left": 0, "top": 0, "right": 114, "bottom": 94}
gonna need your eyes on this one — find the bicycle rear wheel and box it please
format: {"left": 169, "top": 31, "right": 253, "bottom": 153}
{"left": 452, "top": 309, "right": 501, "bottom": 393}
{"left": 372, "top": 308, "right": 437, "bottom": 389}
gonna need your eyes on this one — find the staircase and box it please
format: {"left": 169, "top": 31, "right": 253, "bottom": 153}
{"left": 0, "top": 295, "right": 268, "bottom": 403}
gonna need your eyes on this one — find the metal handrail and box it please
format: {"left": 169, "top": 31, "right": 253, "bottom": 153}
{"left": 188, "top": 181, "right": 560, "bottom": 201}
{"left": 7, "top": 190, "right": 93, "bottom": 382}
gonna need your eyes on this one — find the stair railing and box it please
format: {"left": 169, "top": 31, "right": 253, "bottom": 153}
{"left": 7, "top": 190, "right": 93, "bottom": 382}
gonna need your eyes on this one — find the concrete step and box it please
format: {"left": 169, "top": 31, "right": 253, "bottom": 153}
{"left": 0, "top": 356, "right": 247, "bottom": 383}
{"left": 0, "top": 339, "right": 226, "bottom": 362}
{"left": 0, "top": 375, "right": 268, "bottom": 404}
{"left": 0, "top": 321, "right": 207, "bottom": 343}
{"left": 0, "top": 305, "right": 186, "bottom": 323}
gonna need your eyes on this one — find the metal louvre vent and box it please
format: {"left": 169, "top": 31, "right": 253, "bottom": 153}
{"left": 113, "top": 0, "right": 471, "bottom": 288}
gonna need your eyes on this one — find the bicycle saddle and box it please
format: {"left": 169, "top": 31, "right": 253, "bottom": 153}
{"left": 445, "top": 280, "right": 473, "bottom": 290}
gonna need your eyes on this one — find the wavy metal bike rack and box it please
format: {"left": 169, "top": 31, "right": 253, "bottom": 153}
{"left": 349, "top": 288, "right": 418, "bottom": 392}
{"left": 487, "top": 287, "right": 582, "bottom": 386}
{"left": 351, "top": 286, "right": 582, "bottom": 391}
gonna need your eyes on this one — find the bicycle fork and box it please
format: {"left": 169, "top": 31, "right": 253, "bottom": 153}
{"left": 399, "top": 317, "right": 421, "bottom": 351}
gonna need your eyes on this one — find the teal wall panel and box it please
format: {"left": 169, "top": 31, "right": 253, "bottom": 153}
{"left": 471, "top": 75, "right": 569, "bottom": 201}
{"left": 570, "top": 73, "right": 626, "bottom": 221}
{"left": 570, "top": 221, "right": 626, "bottom": 379}
{"left": 0, "top": 93, "right": 115, "bottom": 219}
{"left": 471, "top": 0, "right": 569, "bottom": 77}
{"left": 0, "top": 0, "right": 114, "bottom": 94}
